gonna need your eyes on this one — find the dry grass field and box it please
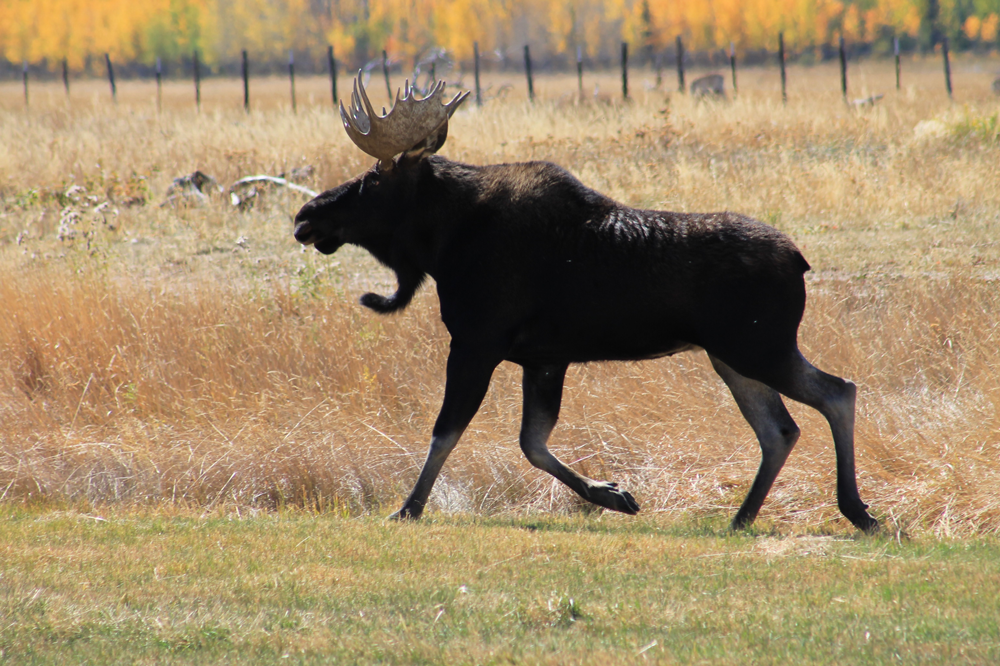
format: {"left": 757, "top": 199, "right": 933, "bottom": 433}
{"left": 1, "top": 58, "right": 999, "bottom": 538}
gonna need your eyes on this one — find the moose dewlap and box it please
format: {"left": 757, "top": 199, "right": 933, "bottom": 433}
{"left": 292, "top": 75, "right": 878, "bottom": 533}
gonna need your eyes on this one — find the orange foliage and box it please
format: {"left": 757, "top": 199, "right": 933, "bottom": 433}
{"left": 983, "top": 14, "right": 1000, "bottom": 42}
{"left": 0, "top": 0, "right": 995, "bottom": 71}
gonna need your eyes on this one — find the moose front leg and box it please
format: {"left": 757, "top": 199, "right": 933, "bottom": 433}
{"left": 390, "top": 341, "right": 500, "bottom": 520}
{"left": 520, "top": 363, "right": 639, "bottom": 515}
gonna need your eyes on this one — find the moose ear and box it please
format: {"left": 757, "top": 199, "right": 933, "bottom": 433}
{"left": 397, "top": 120, "right": 449, "bottom": 169}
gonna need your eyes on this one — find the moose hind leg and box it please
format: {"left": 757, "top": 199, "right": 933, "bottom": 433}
{"left": 775, "top": 353, "right": 878, "bottom": 533}
{"left": 710, "top": 356, "right": 801, "bottom": 530}
{"left": 519, "top": 363, "right": 639, "bottom": 515}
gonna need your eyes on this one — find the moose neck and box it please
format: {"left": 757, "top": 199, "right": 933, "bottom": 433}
{"left": 361, "top": 157, "right": 481, "bottom": 280}
{"left": 344, "top": 156, "right": 483, "bottom": 314}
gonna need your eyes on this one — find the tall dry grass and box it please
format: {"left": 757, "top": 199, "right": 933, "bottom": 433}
{"left": 1, "top": 61, "right": 999, "bottom": 534}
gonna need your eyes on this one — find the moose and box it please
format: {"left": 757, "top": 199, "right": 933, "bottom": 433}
{"left": 293, "top": 75, "right": 879, "bottom": 533}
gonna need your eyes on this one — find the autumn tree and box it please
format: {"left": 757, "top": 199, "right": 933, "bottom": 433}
{"left": 2, "top": 0, "right": 997, "bottom": 73}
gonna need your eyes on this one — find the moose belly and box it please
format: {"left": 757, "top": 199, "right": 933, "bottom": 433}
{"left": 506, "top": 314, "right": 698, "bottom": 365}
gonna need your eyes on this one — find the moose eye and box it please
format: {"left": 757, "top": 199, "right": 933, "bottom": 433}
{"left": 359, "top": 171, "right": 380, "bottom": 194}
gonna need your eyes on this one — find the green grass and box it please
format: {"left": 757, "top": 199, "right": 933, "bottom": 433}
{"left": 2, "top": 509, "right": 998, "bottom": 664}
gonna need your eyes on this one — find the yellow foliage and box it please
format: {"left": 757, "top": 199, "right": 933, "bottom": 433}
{"left": 983, "top": 14, "right": 1000, "bottom": 43}
{"left": 841, "top": 4, "right": 861, "bottom": 41}
{"left": 1, "top": 0, "right": 997, "bottom": 70}
{"left": 964, "top": 15, "right": 981, "bottom": 41}
{"left": 861, "top": 0, "right": 922, "bottom": 41}
{"left": 435, "top": 0, "right": 493, "bottom": 59}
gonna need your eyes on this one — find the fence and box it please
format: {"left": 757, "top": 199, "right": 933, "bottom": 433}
{"left": 9, "top": 35, "right": 984, "bottom": 113}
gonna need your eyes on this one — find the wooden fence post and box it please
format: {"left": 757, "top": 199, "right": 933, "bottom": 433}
{"left": 22, "top": 62, "right": 28, "bottom": 109}
{"left": 105, "top": 54, "right": 117, "bottom": 103}
{"left": 729, "top": 42, "right": 737, "bottom": 96}
{"left": 524, "top": 45, "right": 535, "bottom": 101}
{"left": 577, "top": 46, "right": 584, "bottom": 96}
{"left": 242, "top": 50, "right": 249, "bottom": 113}
{"left": 474, "top": 42, "right": 482, "bottom": 106}
{"left": 62, "top": 58, "right": 69, "bottom": 97}
{"left": 289, "top": 50, "right": 297, "bottom": 113}
{"left": 382, "top": 50, "right": 392, "bottom": 100}
{"left": 155, "top": 58, "right": 162, "bottom": 112}
{"left": 839, "top": 36, "right": 847, "bottom": 101}
{"left": 778, "top": 33, "right": 786, "bottom": 105}
{"left": 942, "top": 37, "right": 953, "bottom": 99}
{"left": 676, "top": 36, "right": 685, "bottom": 93}
{"left": 894, "top": 37, "right": 900, "bottom": 91}
{"left": 621, "top": 42, "right": 629, "bottom": 100}
{"left": 328, "top": 46, "right": 337, "bottom": 108}
{"left": 193, "top": 51, "right": 201, "bottom": 112}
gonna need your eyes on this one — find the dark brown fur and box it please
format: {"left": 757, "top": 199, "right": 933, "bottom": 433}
{"left": 293, "top": 137, "right": 878, "bottom": 532}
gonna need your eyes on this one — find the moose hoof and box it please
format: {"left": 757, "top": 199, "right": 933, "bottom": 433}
{"left": 851, "top": 512, "right": 880, "bottom": 535}
{"left": 840, "top": 500, "right": 879, "bottom": 534}
{"left": 387, "top": 506, "right": 422, "bottom": 521}
{"left": 590, "top": 482, "right": 640, "bottom": 515}
{"left": 729, "top": 514, "right": 756, "bottom": 532}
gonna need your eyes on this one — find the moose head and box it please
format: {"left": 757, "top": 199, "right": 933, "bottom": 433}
{"left": 294, "top": 76, "right": 468, "bottom": 256}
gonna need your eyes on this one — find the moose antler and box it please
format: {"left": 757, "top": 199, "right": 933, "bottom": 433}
{"left": 340, "top": 73, "right": 469, "bottom": 169}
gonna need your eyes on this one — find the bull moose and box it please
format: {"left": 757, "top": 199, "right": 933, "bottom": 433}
{"left": 292, "top": 75, "right": 879, "bottom": 533}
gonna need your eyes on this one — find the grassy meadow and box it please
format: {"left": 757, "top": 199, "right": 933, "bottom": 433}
{"left": 2, "top": 510, "right": 999, "bottom": 664}
{"left": 1, "top": 58, "right": 999, "bottom": 662}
